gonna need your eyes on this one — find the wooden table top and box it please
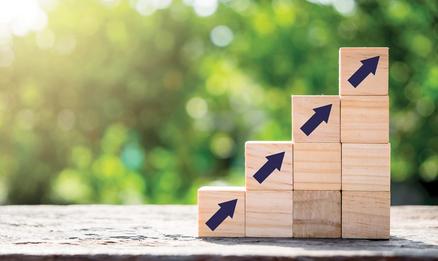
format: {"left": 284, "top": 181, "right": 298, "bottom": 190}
{"left": 0, "top": 205, "right": 437, "bottom": 260}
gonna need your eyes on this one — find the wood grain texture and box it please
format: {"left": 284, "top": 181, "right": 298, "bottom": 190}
{"left": 0, "top": 205, "right": 438, "bottom": 260}
{"left": 246, "top": 190, "right": 293, "bottom": 237}
{"left": 339, "top": 47, "right": 389, "bottom": 96}
{"left": 293, "top": 191, "right": 341, "bottom": 238}
{"left": 293, "top": 143, "right": 341, "bottom": 190}
{"left": 245, "top": 141, "right": 293, "bottom": 191}
{"left": 292, "top": 95, "right": 340, "bottom": 143}
{"left": 342, "top": 143, "right": 391, "bottom": 191}
{"left": 198, "top": 186, "right": 245, "bottom": 237}
{"left": 342, "top": 191, "right": 390, "bottom": 239}
{"left": 341, "top": 96, "right": 389, "bottom": 143}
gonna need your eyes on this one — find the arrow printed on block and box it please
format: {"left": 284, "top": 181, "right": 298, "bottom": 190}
{"left": 253, "top": 152, "right": 285, "bottom": 184}
{"left": 300, "top": 104, "right": 332, "bottom": 136}
{"left": 348, "top": 56, "right": 380, "bottom": 88}
{"left": 205, "top": 199, "right": 238, "bottom": 231}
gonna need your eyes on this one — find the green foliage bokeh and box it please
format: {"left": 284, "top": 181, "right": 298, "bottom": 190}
{"left": 0, "top": 0, "right": 437, "bottom": 204}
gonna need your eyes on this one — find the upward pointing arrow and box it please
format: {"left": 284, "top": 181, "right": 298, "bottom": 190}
{"left": 300, "top": 104, "right": 332, "bottom": 136}
{"left": 205, "top": 199, "right": 238, "bottom": 231}
{"left": 348, "top": 56, "right": 380, "bottom": 88}
{"left": 253, "top": 152, "right": 285, "bottom": 184}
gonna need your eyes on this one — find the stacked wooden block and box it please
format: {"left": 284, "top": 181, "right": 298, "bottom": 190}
{"left": 198, "top": 47, "right": 390, "bottom": 239}
{"left": 340, "top": 48, "right": 390, "bottom": 239}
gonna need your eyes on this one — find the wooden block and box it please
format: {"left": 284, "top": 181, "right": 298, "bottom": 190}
{"left": 293, "top": 191, "right": 341, "bottom": 238}
{"left": 198, "top": 186, "right": 245, "bottom": 237}
{"left": 342, "top": 191, "right": 390, "bottom": 239}
{"left": 292, "top": 95, "right": 340, "bottom": 143}
{"left": 339, "top": 47, "right": 389, "bottom": 96}
{"left": 245, "top": 141, "right": 293, "bottom": 191}
{"left": 294, "top": 143, "right": 341, "bottom": 190}
{"left": 341, "top": 96, "right": 389, "bottom": 143}
{"left": 246, "top": 190, "right": 293, "bottom": 237}
{"left": 342, "top": 143, "right": 390, "bottom": 191}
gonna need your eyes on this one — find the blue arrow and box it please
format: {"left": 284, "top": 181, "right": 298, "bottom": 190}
{"left": 205, "top": 199, "right": 238, "bottom": 231}
{"left": 348, "top": 56, "right": 380, "bottom": 87}
{"left": 300, "top": 104, "right": 332, "bottom": 136}
{"left": 253, "top": 152, "right": 285, "bottom": 184}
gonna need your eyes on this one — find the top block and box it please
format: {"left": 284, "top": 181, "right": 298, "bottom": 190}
{"left": 339, "top": 47, "right": 389, "bottom": 96}
{"left": 292, "top": 95, "right": 340, "bottom": 143}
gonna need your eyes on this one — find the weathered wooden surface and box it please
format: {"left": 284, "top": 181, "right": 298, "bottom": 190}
{"left": 0, "top": 205, "right": 437, "bottom": 260}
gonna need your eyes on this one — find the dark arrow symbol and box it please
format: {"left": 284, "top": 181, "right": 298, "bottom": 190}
{"left": 253, "top": 152, "right": 285, "bottom": 184}
{"left": 348, "top": 56, "right": 380, "bottom": 88}
{"left": 205, "top": 199, "right": 237, "bottom": 231}
{"left": 300, "top": 104, "right": 332, "bottom": 136}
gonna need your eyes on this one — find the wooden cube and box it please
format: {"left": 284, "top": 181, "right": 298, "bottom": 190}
{"left": 198, "top": 186, "right": 245, "bottom": 237}
{"left": 341, "top": 96, "right": 389, "bottom": 143}
{"left": 342, "top": 191, "right": 390, "bottom": 239}
{"left": 339, "top": 47, "right": 388, "bottom": 96}
{"left": 293, "top": 191, "right": 341, "bottom": 238}
{"left": 342, "top": 143, "right": 390, "bottom": 191}
{"left": 292, "top": 95, "right": 340, "bottom": 143}
{"left": 245, "top": 141, "right": 293, "bottom": 191}
{"left": 294, "top": 143, "right": 341, "bottom": 190}
{"left": 246, "top": 190, "right": 293, "bottom": 237}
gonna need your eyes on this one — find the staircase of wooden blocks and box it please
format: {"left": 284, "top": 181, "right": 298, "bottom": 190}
{"left": 197, "top": 47, "right": 390, "bottom": 239}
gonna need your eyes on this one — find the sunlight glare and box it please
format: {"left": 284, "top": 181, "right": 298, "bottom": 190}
{"left": 0, "top": 0, "right": 47, "bottom": 39}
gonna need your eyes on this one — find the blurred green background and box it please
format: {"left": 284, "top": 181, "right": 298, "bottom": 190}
{"left": 0, "top": 0, "right": 437, "bottom": 205}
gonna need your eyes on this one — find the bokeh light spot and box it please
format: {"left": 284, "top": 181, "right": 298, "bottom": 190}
{"left": 210, "top": 25, "right": 234, "bottom": 47}
{"left": 186, "top": 96, "right": 208, "bottom": 119}
{"left": 332, "top": 0, "right": 356, "bottom": 15}
{"left": 416, "top": 97, "right": 435, "bottom": 117}
{"left": 273, "top": 0, "right": 296, "bottom": 26}
{"left": 121, "top": 143, "right": 145, "bottom": 171}
{"left": 392, "top": 157, "right": 412, "bottom": 182}
{"left": 52, "top": 169, "right": 91, "bottom": 202}
{"left": 410, "top": 34, "right": 432, "bottom": 57}
{"left": 135, "top": 0, "right": 172, "bottom": 16}
{"left": 210, "top": 133, "right": 234, "bottom": 158}
{"left": 387, "top": 0, "right": 410, "bottom": 23}
{"left": 420, "top": 156, "right": 438, "bottom": 182}
{"left": 426, "top": 66, "right": 438, "bottom": 87}
{"left": 253, "top": 11, "right": 275, "bottom": 35}
{"left": 187, "top": 0, "right": 218, "bottom": 17}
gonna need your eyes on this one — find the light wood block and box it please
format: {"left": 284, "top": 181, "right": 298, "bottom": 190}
{"left": 341, "top": 96, "right": 389, "bottom": 143}
{"left": 342, "top": 143, "right": 390, "bottom": 191}
{"left": 246, "top": 190, "right": 293, "bottom": 237}
{"left": 342, "top": 191, "right": 390, "bottom": 239}
{"left": 294, "top": 143, "right": 341, "bottom": 190}
{"left": 198, "top": 186, "right": 245, "bottom": 237}
{"left": 339, "top": 47, "right": 388, "bottom": 96}
{"left": 245, "top": 141, "right": 293, "bottom": 191}
{"left": 293, "top": 191, "right": 341, "bottom": 238}
{"left": 292, "top": 95, "right": 340, "bottom": 143}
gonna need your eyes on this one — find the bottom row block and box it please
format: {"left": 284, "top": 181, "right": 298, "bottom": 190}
{"left": 198, "top": 186, "right": 390, "bottom": 239}
{"left": 293, "top": 191, "right": 341, "bottom": 238}
{"left": 246, "top": 191, "right": 293, "bottom": 237}
{"left": 342, "top": 191, "right": 390, "bottom": 239}
{"left": 197, "top": 186, "right": 245, "bottom": 237}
